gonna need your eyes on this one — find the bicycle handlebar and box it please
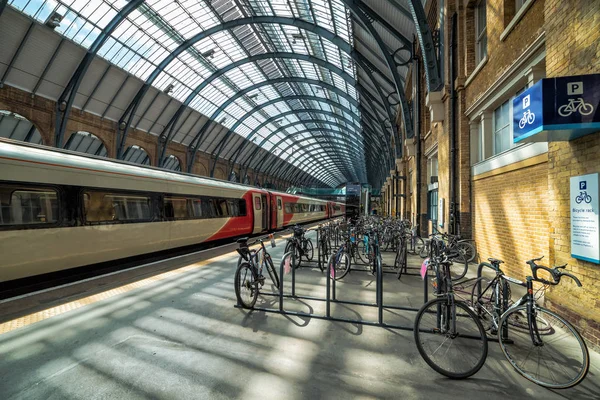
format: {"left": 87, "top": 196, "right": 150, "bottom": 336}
{"left": 526, "top": 257, "right": 582, "bottom": 287}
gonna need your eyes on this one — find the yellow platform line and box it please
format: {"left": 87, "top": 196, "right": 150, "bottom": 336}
{"left": 0, "top": 251, "right": 235, "bottom": 336}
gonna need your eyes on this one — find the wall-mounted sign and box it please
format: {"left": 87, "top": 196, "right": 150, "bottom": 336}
{"left": 570, "top": 173, "right": 599, "bottom": 264}
{"left": 513, "top": 73, "right": 600, "bottom": 143}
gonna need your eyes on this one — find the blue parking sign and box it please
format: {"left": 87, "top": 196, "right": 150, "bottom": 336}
{"left": 513, "top": 80, "right": 544, "bottom": 142}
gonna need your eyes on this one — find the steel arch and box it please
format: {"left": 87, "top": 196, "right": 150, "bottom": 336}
{"left": 54, "top": 0, "right": 145, "bottom": 147}
{"left": 156, "top": 51, "right": 358, "bottom": 164}
{"left": 184, "top": 77, "right": 364, "bottom": 171}
{"left": 115, "top": 16, "right": 357, "bottom": 158}
{"left": 247, "top": 119, "right": 384, "bottom": 178}
{"left": 210, "top": 108, "right": 363, "bottom": 177}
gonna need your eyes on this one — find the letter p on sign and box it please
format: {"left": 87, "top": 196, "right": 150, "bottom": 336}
{"left": 568, "top": 81, "right": 583, "bottom": 95}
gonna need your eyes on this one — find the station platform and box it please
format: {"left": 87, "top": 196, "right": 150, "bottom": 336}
{"left": 1, "top": 230, "right": 599, "bottom": 400}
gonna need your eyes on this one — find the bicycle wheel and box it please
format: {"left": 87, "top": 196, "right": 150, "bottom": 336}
{"left": 414, "top": 298, "right": 488, "bottom": 379}
{"left": 457, "top": 241, "right": 477, "bottom": 263}
{"left": 333, "top": 251, "right": 351, "bottom": 280}
{"left": 358, "top": 240, "right": 371, "bottom": 264}
{"left": 264, "top": 254, "right": 279, "bottom": 289}
{"left": 303, "top": 239, "right": 314, "bottom": 261}
{"left": 396, "top": 245, "right": 407, "bottom": 279}
{"left": 449, "top": 259, "right": 469, "bottom": 281}
{"left": 419, "top": 243, "right": 429, "bottom": 258}
{"left": 234, "top": 262, "right": 258, "bottom": 309}
{"left": 499, "top": 306, "right": 590, "bottom": 389}
{"left": 409, "top": 237, "right": 425, "bottom": 255}
{"left": 285, "top": 241, "right": 302, "bottom": 269}
{"left": 470, "top": 277, "right": 508, "bottom": 332}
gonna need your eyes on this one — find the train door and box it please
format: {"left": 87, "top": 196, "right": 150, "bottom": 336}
{"left": 276, "top": 196, "right": 284, "bottom": 228}
{"left": 252, "top": 193, "right": 263, "bottom": 234}
{"left": 261, "top": 194, "right": 268, "bottom": 231}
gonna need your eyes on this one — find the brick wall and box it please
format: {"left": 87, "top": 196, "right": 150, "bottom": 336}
{"left": 465, "top": 0, "right": 545, "bottom": 109}
{"left": 0, "top": 84, "right": 290, "bottom": 184}
{"left": 544, "top": 0, "right": 600, "bottom": 350}
{"left": 472, "top": 160, "right": 549, "bottom": 279}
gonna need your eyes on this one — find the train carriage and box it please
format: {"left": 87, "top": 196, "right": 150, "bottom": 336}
{"left": 0, "top": 139, "right": 343, "bottom": 283}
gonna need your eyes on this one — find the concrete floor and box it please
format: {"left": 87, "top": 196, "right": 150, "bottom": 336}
{"left": 1, "top": 231, "right": 599, "bottom": 400}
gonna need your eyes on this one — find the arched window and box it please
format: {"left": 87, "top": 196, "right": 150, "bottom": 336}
{"left": 122, "top": 145, "right": 151, "bottom": 165}
{"left": 214, "top": 167, "right": 225, "bottom": 180}
{"left": 64, "top": 131, "right": 108, "bottom": 156}
{"left": 243, "top": 175, "right": 250, "bottom": 185}
{"left": 229, "top": 171, "right": 238, "bottom": 182}
{"left": 0, "top": 110, "right": 43, "bottom": 144}
{"left": 163, "top": 155, "right": 182, "bottom": 171}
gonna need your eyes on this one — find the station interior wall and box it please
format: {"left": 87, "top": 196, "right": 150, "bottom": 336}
{"left": 386, "top": 0, "right": 600, "bottom": 348}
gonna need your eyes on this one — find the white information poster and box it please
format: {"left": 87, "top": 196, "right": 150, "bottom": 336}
{"left": 570, "top": 173, "right": 600, "bottom": 264}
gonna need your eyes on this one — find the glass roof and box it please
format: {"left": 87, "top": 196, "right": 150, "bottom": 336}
{"left": 8, "top": 0, "right": 386, "bottom": 185}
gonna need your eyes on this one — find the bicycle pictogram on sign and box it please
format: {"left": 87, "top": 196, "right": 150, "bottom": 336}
{"left": 575, "top": 191, "right": 592, "bottom": 204}
{"left": 519, "top": 109, "right": 536, "bottom": 129}
{"left": 558, "top": 98, "right": 594, "bottom": 117}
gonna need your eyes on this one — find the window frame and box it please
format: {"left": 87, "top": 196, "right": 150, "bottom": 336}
{"left": 0, "top": 183, "right": 61, "bottom": 230}
{"left": 475, "top": 0, "right": 487, "bottom": 64}
{"left": 82, "top": 189, "right": 155, "bottom": 225}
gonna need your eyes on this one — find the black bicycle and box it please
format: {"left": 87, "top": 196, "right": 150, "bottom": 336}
{"left": 495, "top": 256, "right": 589, "bottom": 389}
{"left": 234, "top": 236, "right": 279, "bottom": 309}
{"left": 413, "top": 250, "right": 488, "bottom": 379}
{"left": 285, "top": 225, "right": 314, "bottom": 268}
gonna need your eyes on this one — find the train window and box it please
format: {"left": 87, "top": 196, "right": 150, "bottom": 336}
{"left": 0, "top": 186, "right": 58, "bottom": 226}
{"left": 284, "top": 203, "right": 291, "bottom": 213}
{"left": 214, "top": 199, "right": 228, "bottom": 217}
{"left": 277, "top": 199, "right": 282, "bottom": 210}
{"left": 164, "top": 197, "right": 188, "bottom": 220}
{"left": 190, "top": 199, "right": 203, "bottom": 218}
{"left": 254, "top": 197, "right": 261, "bottom": 210}
{"left": 83, "top": 191, "right": 151, "bottom": 223}
{"left": 238, "top": 199, "right": 247, "bottom": 216}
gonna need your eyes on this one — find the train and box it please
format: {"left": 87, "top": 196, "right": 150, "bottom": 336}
{"left": 0, "top": 139, "right": 345, "bottom": 283}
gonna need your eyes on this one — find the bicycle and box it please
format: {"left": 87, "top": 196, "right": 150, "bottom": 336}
{"left": 494, "top": 256, "right": 590, "bottom": 389}
{"left": 406, "top": 225, "right": 424, "bottom": 255}
{"left": 413, "top": 250, "right": 488, "bottom": 379}
{"left": 284, "top": 225, "right": 314, "bottom": 268}
{"left": 234, "top": 236, "right": 279, "bottom": 309}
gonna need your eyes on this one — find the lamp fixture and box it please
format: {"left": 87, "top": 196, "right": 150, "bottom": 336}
{"left": 45, "top": 12, "right": 63, "bottom": 29}
{"left": 201, "top": 48, "right": 216, "bottom": 58}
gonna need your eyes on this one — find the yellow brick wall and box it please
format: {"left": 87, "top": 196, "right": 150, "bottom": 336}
{"left": 465, "top": 0, "right": 545, "bottom": 109}
{"left": 472, "top": 160, "right": 549, "bottom": 279}
{"left": 543, "top": 0, "right": 600, "bottom": 349}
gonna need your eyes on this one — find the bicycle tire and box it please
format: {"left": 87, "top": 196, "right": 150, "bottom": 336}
{"left": 419, "top": 243, "right": 429, "bottom": 258}
{"left": 358, "top": 240, "right": 371, "bottom": 264}
{"left": 414, "top": 298, "right": 488, "bottom": 379}
{"left": 304, "top": 238, "right": 314, "bottom": 261}
{"left": 234, "top": 262, "right": 258, "bottom": 309}
{"left": 457, "top": 241, "right": 477, "bottom": 263}
{"left": 285, "top": 241, "right": 302, "bottom": 269}
{"left": 449, "top": 258, "right": 469, "bottom": 281}
{"left": 409, "top": 237, "right": 424, "bottom": 255}
{"left": 499, "top": 305, "right": 590, "bottom": 389}
{"left": 396, "top": 244, "right": 407, "bottom": 280}
{"left": 264, "top": 254, "right": 279, "bottom": 289}
{"left": 333, "top": 251, "right": 351, "bottom": 280}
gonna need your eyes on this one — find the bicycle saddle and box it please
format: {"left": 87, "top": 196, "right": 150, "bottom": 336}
{"left": 488, "top": 258, "right": 504, "bottom": 265}
{"left": 236, "top": 237, "right": 249, "bottom": 244}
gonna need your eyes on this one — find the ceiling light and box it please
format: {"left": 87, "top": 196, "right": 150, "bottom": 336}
{"left": 45, "top": 12, "right": 63, "bottom": 29}
{"left": 201, "top": 49, "right": 216, "bottom": 58}
{"left": 220, "top": 117, "right": 227, "bottom": 124}
{"left": 163, "top": 83, "right": 175, "bottom": 94}
{"left": 248, "top": 94, "right": 259, "bottom": 99}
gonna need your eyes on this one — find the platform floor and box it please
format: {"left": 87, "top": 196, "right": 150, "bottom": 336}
{"left": 1, "top": 231, "right": 599, "bottom": 400}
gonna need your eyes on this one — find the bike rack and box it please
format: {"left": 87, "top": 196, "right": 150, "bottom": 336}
{"left": 235, "top": 244, "right": 431, "bottom": 331}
